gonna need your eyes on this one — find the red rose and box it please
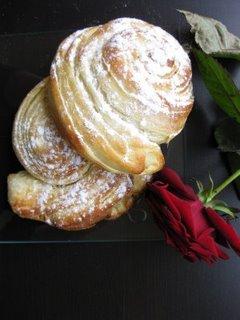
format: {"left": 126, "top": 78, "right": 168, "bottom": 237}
{"left": 147, "top": 167, "right": 240, "bottom": 264}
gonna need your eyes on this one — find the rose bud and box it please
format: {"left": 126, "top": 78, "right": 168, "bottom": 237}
{"left": 147, "top": 167, "right": 240, "bottom": 264}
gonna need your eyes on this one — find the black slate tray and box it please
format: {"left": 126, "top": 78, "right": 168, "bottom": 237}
{"left": 0, "top": 30, "right": 185, "bottom": 242}
{"left": 0, "top": 26, "right": 239, "bottom": 242}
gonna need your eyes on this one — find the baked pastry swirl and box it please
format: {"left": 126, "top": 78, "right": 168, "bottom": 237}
{"left": 12, "top": 78, "right": 90, "bottom": 185}
{"left": 8, "top": 17, "right": 193, "bottom": 231}
{"left": 8, "top": 166, "right": 151, "bottom": 230}
{"left": 49, "top": 17, "right": 193, "bottom": 175}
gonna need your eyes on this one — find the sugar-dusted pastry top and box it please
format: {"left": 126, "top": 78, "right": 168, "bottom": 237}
{"left": 49, "top": 17, "right": 193, "bottom": 175}
{"left": 8, "top": 166, "right": 151, "bottom": 230}
{"left": 12, "top": 78, "right": 90, "bottom": 185}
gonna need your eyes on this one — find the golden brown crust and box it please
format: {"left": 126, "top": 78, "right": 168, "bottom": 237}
{"left": 105, "top": 196, "right": 134, "bottom": 221}
{"left": 49, "top": 18, "right": 193, "bottom": 175}
{"left": 8, "top": 17, "right": 193, "bottom": 231}
{"left": 8, "top": 168, "right": 151, "bottom": 231}
{"left": 12, "top": 78, "right": 90, "bottom": 185}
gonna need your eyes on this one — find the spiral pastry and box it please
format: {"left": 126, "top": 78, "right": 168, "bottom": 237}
{"left": 8, "top": 167, "right": 151, "bottom": 230}
{"left": 49, "top": 18, "right": 193, "bottom": 175}
{"left": 13, "top": 78, "right": 90, "bottom": 185}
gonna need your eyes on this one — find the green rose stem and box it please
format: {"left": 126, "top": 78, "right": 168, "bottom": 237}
{"left": 206, "top": 169, "right": 240, "bottom": 203}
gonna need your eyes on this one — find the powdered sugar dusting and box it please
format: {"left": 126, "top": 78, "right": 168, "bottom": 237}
{"left": 50, "top": 18, "right": 194, "bottom": 173}
{"left": 13, "top": 79, "right": 89, "bottom": 185}
{"left": 33, "top": 166, "right": 133, "bottom": 221}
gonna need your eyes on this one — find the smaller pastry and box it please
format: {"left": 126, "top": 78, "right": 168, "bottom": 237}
{"left": 12, "top": 78, "right": 90, "bottom": 185}
{"left": 8, "top": 166, "right": 151, "bottom": 230}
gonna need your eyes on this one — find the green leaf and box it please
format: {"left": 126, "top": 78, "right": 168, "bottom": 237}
{"left": 212, "top": 52, "right": 240, "bottom": 61}
{"left": 206, "top": 199, "right": 239, "bottom": 219}
{"left": 214, "top": 205, "right": 238, "bottom": 219}
{"left": 196, "top": 181, "right": 203, "bottom": 193}
{"left": 196, "top": 176, "right": 215, "bottom": 203}
{"left": 209, "top": 199, "right": 228, "bottom": 207}
{"left": 193, "top": 48, "right": 240, "bottom": 124}
{"left": 215, "top": 118, "right": 240, "bottom": 154}
{"left": 208, "top": 173, "right": 214, "bottom": 193}
{"left": 179, "top": 10, "right": 240, "bottom": 60}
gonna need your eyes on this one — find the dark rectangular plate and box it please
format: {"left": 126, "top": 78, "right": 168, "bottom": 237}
{"left": 0, "top": 30, "right": 185, "bottom": 242}
{"left": 1, "top": 29, "right": 239, "bottom": 242}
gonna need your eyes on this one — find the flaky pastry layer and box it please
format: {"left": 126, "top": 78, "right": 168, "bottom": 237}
{"left": 13, "top": 78, "right": 90, "bottom": 185}
{"left": 49, "top": 18, "right": 193, "bottom": 175}
{"left": 8, "top": 167, "right": 151, "bottom": 230}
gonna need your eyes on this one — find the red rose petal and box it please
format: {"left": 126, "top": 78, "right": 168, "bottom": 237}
{"left": 155, "top": 167, "right": 197, "bottom": 201}
{"left": 146, "top": 168, "right": 233, "bottom": 264}
{"left": 204, "top": 208, "right": 240, "bottom": 256}
{"left": 148, "top": 183, "right": 181, "bottom": 220}
{"left": 148, "top": 182, "right": 209, "bottom": 239}
{"left": 196, "top": 229, "right": 229, "bottom": 261}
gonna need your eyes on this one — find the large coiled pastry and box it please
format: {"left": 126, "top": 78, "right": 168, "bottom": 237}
{"left": 13, "top": 78, "right": 90, "bottom": 185}
{"left": 49, "top": 18, "right": 193, "bottom": 175}
{"left": 8, "top": 166, "right": 151, "bottom": 230}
